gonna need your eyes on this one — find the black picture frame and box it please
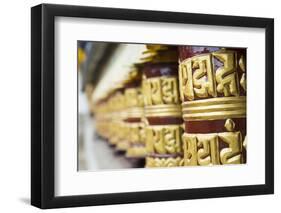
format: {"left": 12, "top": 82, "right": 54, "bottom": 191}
{"left": 31, "top": 3, "right": 274, "bottom": 209}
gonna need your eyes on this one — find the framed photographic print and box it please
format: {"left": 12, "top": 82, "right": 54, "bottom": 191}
{"left": 31, "top": 3, "right": 274, "bottom": 209}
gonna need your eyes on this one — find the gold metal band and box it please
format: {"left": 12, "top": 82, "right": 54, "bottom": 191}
{"left": 144, "top": 104, "right": 182, "bottom": 118}
{"left": 182, "top": 96, "right": 246, "bottom": 121}
{"left": 127, "top": 107, "right": 144, "bottom": 118}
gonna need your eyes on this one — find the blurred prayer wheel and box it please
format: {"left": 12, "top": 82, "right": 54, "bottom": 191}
{"left": 109, "top": 84, "right": 129, "bottom": 151}
{"left": 94, "top": 98, "right": 109, "bottom": 140}
{"left": 123, "top": 67, "right": 147, "bottom": 158}
{"left": 141, "top": 45, "right": 184, "bottom": 167}
{"left": 178, "top": 46, "right": 247, "bottom": 166}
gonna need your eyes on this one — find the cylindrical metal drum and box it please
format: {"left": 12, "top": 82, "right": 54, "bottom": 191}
{"left": 103, "top": 85, "right": 126, "bottom": 149}
{"left": 124, "top": 68, "right": 146, "bottom": 158}
{"left": 141, "top": 45, "right": 184, "bottom": 167}
{"left": 178, "top": 46, "right": 247, "bottom": 166}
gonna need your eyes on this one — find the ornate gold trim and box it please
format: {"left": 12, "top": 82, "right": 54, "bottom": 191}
{"left": 127, "top": 107, "right": 144, "bottom": 118}
{"left": 144, "top": 104, "right": 182, "bottom": 117}
{"left": 182, "top": 96, "right": 246, "bottom": 121}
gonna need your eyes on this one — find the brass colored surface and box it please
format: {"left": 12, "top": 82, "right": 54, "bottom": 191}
{"left": 145, "top": 125, "right": 183, "bottom": 155}
{"left": 142, "top": 76, "right": 180, "bottom": 106}
{"left": 178, "top": 47, "right": 247, "bottom": 166}
{"left": 183, "top": 119, "right": 245, "bottom": 166}
{"left": 145, "top": 104, "right": 182, "bottom": 118}
{"left": 182, "top": 96, "right": 246, "bottom": 121}
{"left": 179, "top": 49, "right": 246, "bottom": 101}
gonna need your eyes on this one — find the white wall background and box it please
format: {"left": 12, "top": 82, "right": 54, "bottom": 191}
{"left": 0, "top": 0, "right": 279, "bottom": 212}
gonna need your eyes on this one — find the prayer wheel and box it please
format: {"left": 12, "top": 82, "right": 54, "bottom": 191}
{"left": 178, "top": 46, "right": 247, "bottom": 166}
{"left": 109, "top": 84, "right": 129, "bottom": 151}
{"left": 141, "top": 45, "right": 184, "bottom": 167}
{"left": 94, "top": 97, "right": 110, "bottom": 140}
{"left": 124, "top": 68, "right": 147, "bottom": 158}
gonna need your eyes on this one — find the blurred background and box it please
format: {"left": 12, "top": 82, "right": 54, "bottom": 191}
{"left": 78, "top": 41, "right": 146, "bottom": 171}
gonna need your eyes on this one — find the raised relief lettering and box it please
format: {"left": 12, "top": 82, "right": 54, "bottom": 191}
{"left": 150, "top": 78, "right": 163, "bottom": 105}
{"left": 213, "top": 51, "right": 239, "bottom": 96}
{"left": 183, "top": 134, "right": 197, "bottom": 166}
{"left": 182, "top": 119, "right": 244, "bottom": 165}
{"left": 179, "top": 50, "right": 246, "bottom": 100}
{"left": 142, "top": 77, "right": 180, "bottom": 106}
{"left": 192, "top": 54, "right": 216, "bottom": 98}
{"left": 219, "top": 132, "right": 243, "bottom": 164}
{"left": 179, "top": 60, "right": 194, "bottom": 101}
{"left": 145, "top": 126, "right": 183, "bottom": 155}
{"left": 162, "top": 77, "right": 180, "bottom": 104}
{"left": 197, "top": 134, "right": 220, "bottom": 166}
{"left": 239, "top": 55, "right": 246, "bottom": 92}
{"left": 163, "top": 126, "right": 182, "bottom": 154}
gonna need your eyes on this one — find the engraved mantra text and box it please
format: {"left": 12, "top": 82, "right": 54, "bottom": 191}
{"left": 179, "top": 50, "right": 246, "bottom": 101}
{"left": 142, "top": 76, "right": 180, "bottom": 106}
{"left": 183, "top": 131, "right": 245, "bottom": 166}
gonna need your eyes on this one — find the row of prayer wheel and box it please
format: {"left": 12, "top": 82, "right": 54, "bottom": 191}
{"left": 94, "top": 44, "right": 247, "bottom": 168}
